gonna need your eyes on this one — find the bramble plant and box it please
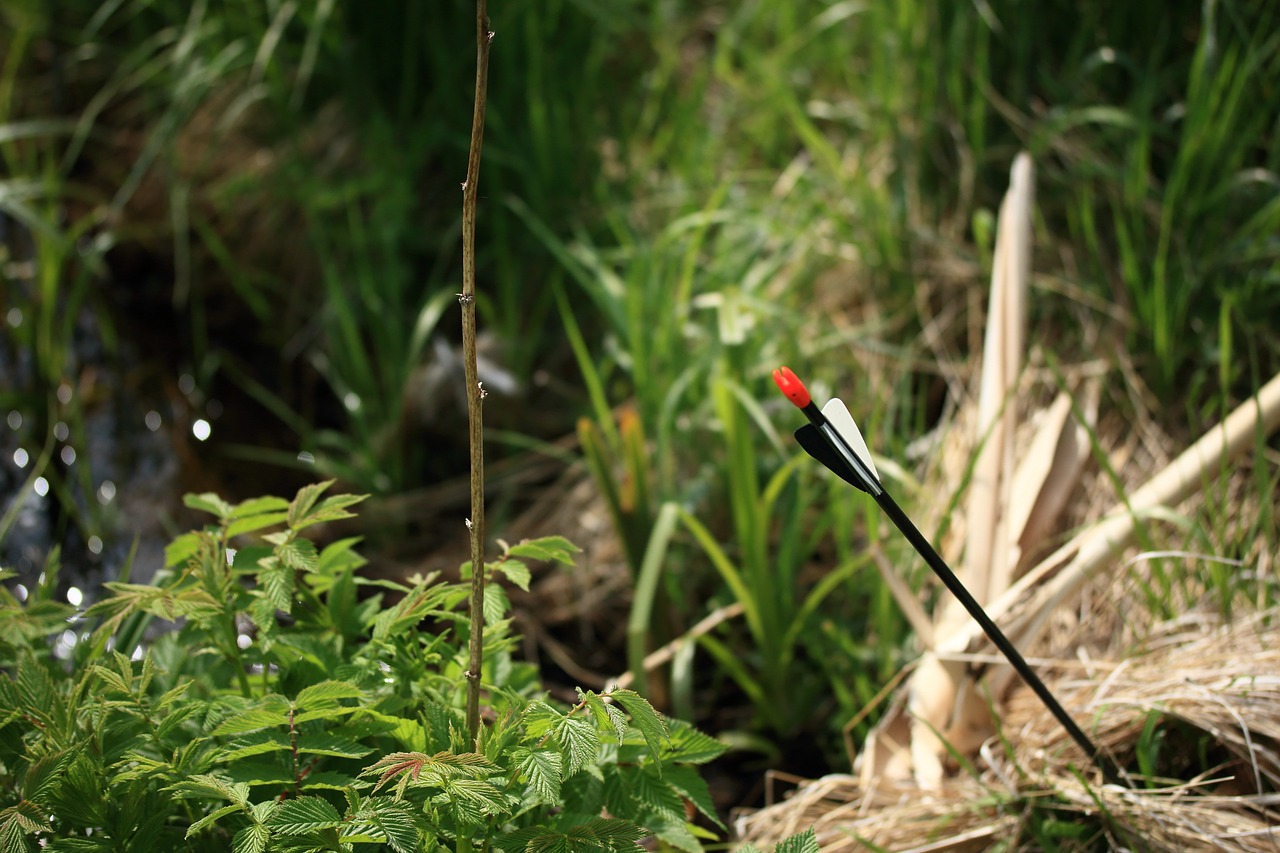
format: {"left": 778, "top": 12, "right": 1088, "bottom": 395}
{"left": 0, "top": 481, "right": 728, "bottom": 852}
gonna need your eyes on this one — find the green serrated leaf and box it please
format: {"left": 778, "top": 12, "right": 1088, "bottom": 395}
{"left": 296, "top": 731, "right": 373, "bottom": 759}
{"left": 219, "top": 733, "right": 292, "bottom": 762}
{"left": 164, "top": 531, "right": 206, "bottom": 568}
{"left": 21, "top": 750, "right": 70, "bottom": 802}
{"left": 287, "top": 481, "right": 333, "bottom": 528}
{"left": 506, "top": 536, "right": 580, "bottom": 566}
{"left": 276, "top": 538, "right": 319, "bottom": 573}
{"left": 231, "top": 821, "right": 270, "bottom": 853}
{"left": 663, "top": 719, "right": 729, "bottom": 764}
{"left": 443, "top": 776, "right": 510, "bottom": 817}
{"left": 774, "top": 827, "right": 819, "bottom": 853}
{"left": 495, "top": 559, "right": 531, "bottom": 591}
{"left": 316, "top": 537, "right": 367, "bottom": 577}
{"left": 610, "top": 689, "right": 669, "bottom": 761}
{"left": 231, "top": 495, "right": 291, "bottom": 517}
{"left": 515, "top": 747, "right": 563, "bottom": 804}
{"left": 298, "top": 771, "right": 360, "bottom": 792}
{"left": 291, "top": 493, "right": 368, "bottom": 531}
{"left": 554, "top": 716, "right": 600, "bottom": 776}
{"left": 289, "top": 484, "right": 367, "bottom": 531}
{"left": 365, "top": 797, "right": 419, "bottom": 853}
{"left": 580, "top": 690, "right": 629, "bottom": 745}
{"left": 219, "top": 759, "right": 294, "bottom": 787}
{"left": 213, "top": 696, "right": 291, "bottom": 735}
{"left": 16, "top": 658, "right": 58, "bottom": 727}
{"left": 167, "top": 773, "right": 251, "bottom": 806}
{"left": 185, "top": 492, "right": 235, "bottom": 520}
{"left": 294, "top": 680, "right": 363, "bottom": 709}
{"left": 227, "top": 511, "right": 289, "bottom": 538}
{"left": 185, "top": 803, "right": 246, "bottom": 837}
{"left": 371, "top": 580, "right": 449, "bottom": 640}
{"left": 0, "top": 816, "right": 33, "bottom": 853}
{"left": 2, "top": 799, "right": 47, "bottom": 834}
{"left": 265, "top": 795, "right": 342, "bottom": 835}
{"left": 291, "top": 706, "right": 359, "bottom": 725}
{"left": 483, "top": 583, "right": 509, "bottom": 626}
{"left": 663, "top": 764, "right": 724, "bottom": 829}
{"left": 92, "top": 664, "right": 132, "bottom": 695}
{"left": 249, "top": 800, "right": 278, "bottom": 824}
{"left": 622, "top": 765, "right": 685, "bottom": 820}
{"left": 258, "top": 562, "right": 293, "bottom": 613}
{"left": 509, "top": 816, "right": 646, "bottom": 853}
{"left": 649, "top": 813, "right": 702, "bottom": 853}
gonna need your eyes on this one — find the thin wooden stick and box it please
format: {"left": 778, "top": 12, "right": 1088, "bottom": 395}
{"left": 461, "top": 0, "right": 493, "bottom": 748}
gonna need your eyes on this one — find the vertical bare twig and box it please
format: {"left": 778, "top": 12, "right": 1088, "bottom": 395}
{"left": 461, "top": 0, "right": 492, "bottom": 748}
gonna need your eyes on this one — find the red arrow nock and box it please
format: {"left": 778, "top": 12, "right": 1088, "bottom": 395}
{"left": 772, "top": 366, "right": 811, "bottom": 408}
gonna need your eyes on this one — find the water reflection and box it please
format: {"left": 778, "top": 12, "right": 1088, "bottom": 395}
{"left": 145, "top": 411, "right": 162, "bottom": 431}
{"left": 13, "top": 448, "right": 28, "bottom": 467}
{"left": 192, "top": 419, "right": 211, "bottom": 441}
{"left": 60, "top": 446, "right": 76, "bottom": 465}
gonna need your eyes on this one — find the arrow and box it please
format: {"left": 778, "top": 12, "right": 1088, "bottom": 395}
{"left": 772, "top": 365, "right": 1124, "bottom": 786}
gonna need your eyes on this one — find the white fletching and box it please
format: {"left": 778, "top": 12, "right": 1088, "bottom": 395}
{"left": 822, "top": 397, "right": 879, "bottom": 481}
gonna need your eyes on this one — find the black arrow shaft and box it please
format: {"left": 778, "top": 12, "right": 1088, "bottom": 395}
{"left": 873, "top": 488, "right": 1122, "bottom": 785}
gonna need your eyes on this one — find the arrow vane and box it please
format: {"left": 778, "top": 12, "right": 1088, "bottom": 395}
{"left": 772, "top": 365, "right": 1124, "bottom": 786}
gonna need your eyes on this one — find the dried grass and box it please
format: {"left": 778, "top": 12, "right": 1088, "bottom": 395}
{"left": 735, "top": 606, "right": 1280, "bottom": 851}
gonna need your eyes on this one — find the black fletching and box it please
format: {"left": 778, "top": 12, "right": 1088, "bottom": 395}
{"left": 795, "top": 425, "right": 870, "bottom": 493}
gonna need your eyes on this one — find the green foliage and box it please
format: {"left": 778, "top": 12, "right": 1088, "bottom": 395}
{"left": 0, "top": 483, "right": 728, "bottom": 851}
{"left": 738, "top": 827, "right": 819, "bottom": 853}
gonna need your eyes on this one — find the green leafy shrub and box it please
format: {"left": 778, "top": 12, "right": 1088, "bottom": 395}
{"left": 0, "top": 481, "right": 727, "bottom": 851}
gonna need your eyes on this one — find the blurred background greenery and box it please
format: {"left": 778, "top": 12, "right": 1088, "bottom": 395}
{"left": 3, "top": 0, "right": 1278, "bottom": 802}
